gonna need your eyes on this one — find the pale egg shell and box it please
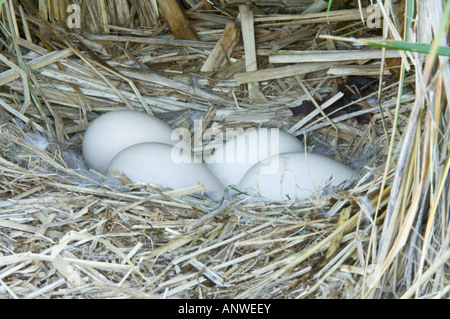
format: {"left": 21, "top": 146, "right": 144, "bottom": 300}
{"left": 82, "top": 110, "right": 175, "bottom": 173}
{"left": 206, "top": 128, "right": 304, "bottom": 186}
{"left": 239, "top": 152, "right": 357, "bottom": 201}
{"left": 107, "top": 142, "right": 225, "bottom": 200}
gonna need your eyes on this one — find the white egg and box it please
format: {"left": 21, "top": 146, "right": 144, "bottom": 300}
{"left": 82, "top": 110, "right": 176, "bottom": 173}
{"left": 205, "top": 128, "right": 304, "bottom": 187}
{"left": 107, "top": 142, "right": 225, "bottom": 200}
{"left": 239, "top": 152, "right": 357, "bottom": 201}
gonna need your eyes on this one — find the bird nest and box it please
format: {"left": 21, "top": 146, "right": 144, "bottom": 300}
{"left": 0, "top": 0, "right": 448, "bottom": 299}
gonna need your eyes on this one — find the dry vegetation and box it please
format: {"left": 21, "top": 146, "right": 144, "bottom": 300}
{"left": 0, "top": 0, "right": 449, "bottom": 299}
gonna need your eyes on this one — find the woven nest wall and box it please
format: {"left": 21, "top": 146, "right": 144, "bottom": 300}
{"left": 0, "top": 0, "right": 449, "bottom": 299}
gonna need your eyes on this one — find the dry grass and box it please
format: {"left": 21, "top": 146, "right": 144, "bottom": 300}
{"left": 0, "top": 0, "right": 448, "bottom": 299}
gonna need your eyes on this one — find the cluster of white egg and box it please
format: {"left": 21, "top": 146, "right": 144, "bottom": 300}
{"left": 82, "top": 110, "right": 357, "bottom": 201}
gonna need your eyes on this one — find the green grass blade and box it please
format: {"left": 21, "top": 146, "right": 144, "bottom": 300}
{"left": 326, "top": 0, "right": 333, "bottom": 16}
{"left": 363, "top": 40, "right": 450, "bottom": 57}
